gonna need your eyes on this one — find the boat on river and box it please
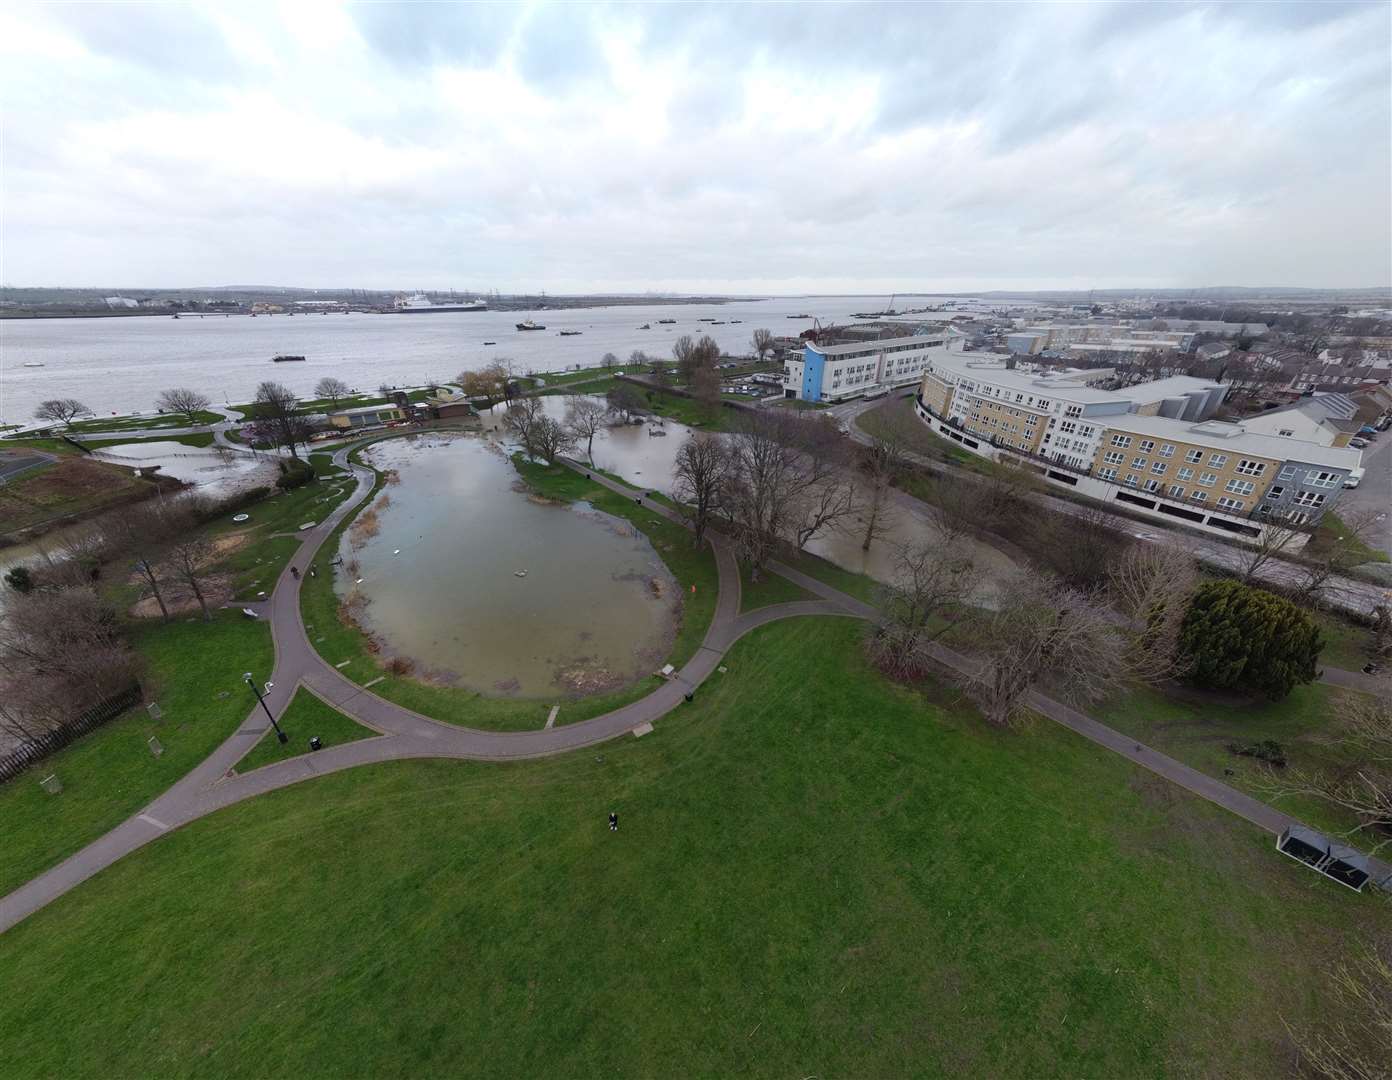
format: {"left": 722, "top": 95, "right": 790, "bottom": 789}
{"left": 272, "top": 354, "right": 307, "bottom": 363}
{"left": 559, "top": 330, "right": 583, "bottom": 336}
{"left": 394, "top": 292, "right": 487, "bottom": 314}
{"left": 657, "top": 318, "right": 676, "bottom": 324}
{"left": 516, "top": 320, "right": 546, "bottom": 331}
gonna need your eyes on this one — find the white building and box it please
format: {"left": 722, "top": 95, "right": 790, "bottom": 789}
{"left": 782, "top": 332, "right": 963, "bottom": 403}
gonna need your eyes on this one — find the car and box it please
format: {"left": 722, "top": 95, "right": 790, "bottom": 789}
{"left": 1350, "top": 438, "right": 1369, "bottom": 449}
{"left": 1344, "top": 467, "right": 1365, "bottom": 488}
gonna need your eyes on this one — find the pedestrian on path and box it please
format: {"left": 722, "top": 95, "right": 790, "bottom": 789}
{"left": 609, "top": 812, "right": 618, "bottom": 832}
{"left": 290, "top": 566, "right": 300, "bottom": 580}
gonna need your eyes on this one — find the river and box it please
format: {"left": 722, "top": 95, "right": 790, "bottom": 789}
{"left": 0, "top": 295, "right": 969, "bottom": 424}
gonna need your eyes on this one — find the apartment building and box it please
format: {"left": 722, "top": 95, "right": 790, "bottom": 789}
{"left": 783, "top": 333, "right": 961, "bottom": 403}
{"left": 914, "top": 356, "right": 1361, "bottom": 543}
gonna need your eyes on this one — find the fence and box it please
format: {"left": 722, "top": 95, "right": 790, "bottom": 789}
{"left": 0, "top": 685, "right": 143, "bottom": 785}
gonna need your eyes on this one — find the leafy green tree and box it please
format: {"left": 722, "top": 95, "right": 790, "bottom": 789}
{"left": 1178, "top": 580, "right": 1322, "bottom": 699}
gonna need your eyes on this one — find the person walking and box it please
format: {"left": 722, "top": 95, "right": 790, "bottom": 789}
{"left": 608, "top": 812, "right": 618, "bottom": 832}
{"left": 290, "top": 566, "right": 300, "bottom": 580}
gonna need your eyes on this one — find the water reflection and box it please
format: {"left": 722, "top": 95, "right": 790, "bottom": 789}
{"left": 89, "top": 441, "right": 276, "bottom": 498}
{"left": 340, "top": 433, "right": 679, "bottom": 698}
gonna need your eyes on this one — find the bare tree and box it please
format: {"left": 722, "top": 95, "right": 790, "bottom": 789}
{"left": 1293, "top": 508, "right": 1381, "bottom": 605}
{"left": 1286, "top": 936, "right": 1392, "bottom": 1080}
{"left": 33, "top": 398, "right": 90, "bottom": 426}
{"left": 155, "top": 387, "right": 211, "bottom": 425}
{"left": 251, "top": 381, "right": 307, "bottom": 459}
{"left": 855, "top": 412, "right": 913, "bottom": 551}
{"left": 691, "top": 364, "right": 722, "bottom": 418}
{"left": 503, "top": 396, "right": 545, "bottom": 459}
{"left": 1232, "top": 516, "right": 1306, "bottom": 584}
{"left": 314, "top": 377, "right": 350, "bottom": 407}
{"left": 674, "top": 334, "right": 720, "bottom": 385}
{"left": 564, "top": 395, "right": 607, "bottom": 463}
{"left": 671, "top": 435, "right": 731, "bottom": 548}
{"left": 600, "top": 351, "right": 619, "bottom": 370}
{"left": 0, "top": 587, "right": 142, "bottom": 742}
{"left": 104, "top": 501, "right": 183, "bottom": 620}
{"left": 605, "top": 383, "right": 644, "bottom": 422}
{"left": 164, "top": 532, "right": 217, "bottom": 621}
{"left": 1106, "top": 542, "right": 1198, "bottom": 684}
{"left": 962, "top": 571, "right": 1128, "bottom": 728}
{"left": 531, "top": 416, "right": 576, "bottom": 466}
{"left": 751, "top": 328, "right": 775, "bottom": 362}
{"left": 866, "top": 543, "right": 978, "bottom": 678}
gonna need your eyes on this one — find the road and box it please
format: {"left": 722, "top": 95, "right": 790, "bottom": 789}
{"left": 830, "top": 395, "right": 1392, "bottom": 619}
{"left": 1336, "top": 430, "right": 1392, "bottom": 561}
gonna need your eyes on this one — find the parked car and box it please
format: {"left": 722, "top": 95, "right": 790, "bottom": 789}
{"left": 1350, "top": 438, "right": 1369, "bottom": 449}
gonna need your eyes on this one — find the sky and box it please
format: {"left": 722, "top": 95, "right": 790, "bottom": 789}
{"left": 1, "top": 0, "right": 1389, "bottom": 294}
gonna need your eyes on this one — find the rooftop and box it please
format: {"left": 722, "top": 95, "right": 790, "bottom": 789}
{"left": 928, "top": 354, "right": 1126, "bottom": 402}
{"left": 809, "top": 334, "right": 949, "bottom": 357}
{"left": 1122, "top": 375, "right": 1226, "bottom": 404}
{"left": 1104, "top": 412, "right": 1364, "bottom": 469}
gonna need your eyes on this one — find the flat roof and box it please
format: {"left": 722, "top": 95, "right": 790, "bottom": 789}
{"left": 927, "top": 355, "right": 1125, "bottom": 402}
{"left": 1122, "top": 376, "right": 1225, "bottom": 403}
{"left": 1104, "top": 413, "right": 1364, "bottom": 468}
{"left": 810, "top": 334, "right": 948, "bottom": 357}
{"left": 333, "top": 403, "right": 402, "bottom": 416}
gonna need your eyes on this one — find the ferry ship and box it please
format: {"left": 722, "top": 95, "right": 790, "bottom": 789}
{"left": 393, "top": 292, "right": 487, "bottom": 314}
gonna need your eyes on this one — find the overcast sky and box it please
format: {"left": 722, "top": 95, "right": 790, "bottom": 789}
{"left": 2, "top": 1, "right": 1389, "bottom": 293}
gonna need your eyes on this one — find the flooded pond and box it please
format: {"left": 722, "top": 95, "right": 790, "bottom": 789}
{"left": 484, "top": 396, "right": 1018, "bottom": 605}
{"left": 88, "top": 441, "right": 276, "bottom": 498}
{"left": 339, "top": 433, "right": 679, "bottom": 698}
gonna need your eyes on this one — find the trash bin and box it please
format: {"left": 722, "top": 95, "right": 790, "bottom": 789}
{"left": 309, "top": 736, "right": 323, "bottom": 751}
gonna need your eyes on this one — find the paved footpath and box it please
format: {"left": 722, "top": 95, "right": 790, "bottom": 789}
{"left": 2, "top": 441, "right": 1386, "bottom": 934}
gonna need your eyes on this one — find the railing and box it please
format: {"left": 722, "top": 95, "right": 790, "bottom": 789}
{"left": 0, "top": 685, "right": 143, "bottom": 786}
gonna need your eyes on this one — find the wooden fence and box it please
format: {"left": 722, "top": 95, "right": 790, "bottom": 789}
{"left": 0, "top": 685, "right": 143, "bottom": 785}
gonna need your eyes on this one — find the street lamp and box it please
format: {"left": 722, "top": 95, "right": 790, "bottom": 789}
{"left": 243, "top": 672, "right": 288, "bottom": 744}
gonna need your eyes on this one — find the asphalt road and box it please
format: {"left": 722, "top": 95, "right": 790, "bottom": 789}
{"left": 1335, "top": 431, "right": 1392, "bottom": 560}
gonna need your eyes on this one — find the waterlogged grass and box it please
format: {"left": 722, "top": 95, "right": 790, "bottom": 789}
{"left": 294, "top": 441, "right": 720, "bottom": 733}
{"left": 1, "top": 619, "right": 1382, "bottom": 1078}
{"left": 234, "top": 688, "right": 376, "bottom": 774}
{"left": 0, "top": 611, "right": 273, "bottom": 898}
{"left": 82, "top": 431, "right": 216, "bottom": 450}
{"left": 67, "top": 410, "right": 224, "bottom": 433}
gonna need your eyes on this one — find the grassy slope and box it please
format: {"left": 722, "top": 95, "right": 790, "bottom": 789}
{"left": 235, "top": 688, "right": 376, "bottom": 773}
{"left": 0, "top": 611, "right": 273, "bottom": 898}
{"left": 1309, "top": 512, "right": 1390, "bottom": 565}
{"left": 1, "top": 618, "right": 1381, "bottom": 1078}
{"left": 295, "top": 445, "right": 719, "bottom": 732}
{"left": 0, "top": 457, "right": 156, "bottom": 532}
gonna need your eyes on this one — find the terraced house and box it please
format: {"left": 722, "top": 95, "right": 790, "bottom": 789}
{"left": 915, "top": 355, "right": 1362, "bottom": 545}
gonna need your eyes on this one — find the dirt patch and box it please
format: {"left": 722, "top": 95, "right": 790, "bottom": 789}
{"left": 129, "top": 572, "right": 234, "bottom": 618}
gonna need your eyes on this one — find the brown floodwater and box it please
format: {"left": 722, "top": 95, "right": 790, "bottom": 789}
{"left": 337, "top": 433, "right": 679, "bottom": 697}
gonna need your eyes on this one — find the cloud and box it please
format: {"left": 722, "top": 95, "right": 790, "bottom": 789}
{"left": 0, "top": 0, "right": 1387, "bottom": 290}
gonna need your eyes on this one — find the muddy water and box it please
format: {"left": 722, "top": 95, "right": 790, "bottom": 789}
{"left": 339, "top": 433, "right": 679, "bottom": 698}
{"left": 484, "top": 397, "right": 1018, "bottom": 604}
{"left": 88, "top": 441, "right": 277, "bottom": 497}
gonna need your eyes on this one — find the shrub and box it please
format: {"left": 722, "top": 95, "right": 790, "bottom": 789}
{"left": 1227, "top": 739, "right": 1287, "bottom": 768}
{"left": 275, "top": 460, "right": 314, "bottom": 491}
{"left": 1178, "top": 580, "right": 1322, "bottom": 700}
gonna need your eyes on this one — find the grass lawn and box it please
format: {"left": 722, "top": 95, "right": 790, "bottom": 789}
{"left": 82, "top": 431, "right": 216, "bottom": 450}
{"left": 67, "top": 410, "right": 224, "bottom": 433}
{"left": 629, "top": 385, "right": 740, "bottom": 431}
{"left": 1094, "top": 681, "right": 1380, "bottom": 848}
{"left": 0, "top": 436, "right": 83, "bottom": 455}
{"left": 740, "top": 564, "right": 816, "bottom": 611}
{"left": 234, "top": 688, "right": 376, "bottom": 773}
{"left": 294, "top": 445, "right": 720, "bottom": 732}
{"left": 1311, "top": 608, "right": 1375, "bottom": 670}
{"left": 0, "top": 611, "right": 273, "bottom": 898}
{"left": 1, "top": 618, "right": 1382, "bottom": 1077}
{"left": 1308, "top": 512, "right": 1390, "bottom": 565}
{"left": 0, "top": 456, "right": 158, "bottom": 533}
{"left": 858, "top": 396, "right": 996, "bottom": 475}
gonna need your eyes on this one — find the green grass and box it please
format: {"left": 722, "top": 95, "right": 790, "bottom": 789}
{"left": 1309, "top": 512, "right": 1390, "bottom": 565}
{"left": 858, "top": 397, "right": 997, "bottom": 475}
{"left": 235, "top": 688, "right": 376, "bottom": 773}
{"left": 1095, "top": 681, "right": 1379, "bottom": 849}
{"left": 1311, "top": 608, "right": 1375, "bottom": 670}
{"left": 82, "top": 431, "right": 216, "bottom": 450}
{"left": 0, "top": 436, "right": 82, "bottom": 455}
{"left": 294, "top": 445, "right": 719, "bottom": 732}
{"left": 769, "top": 546, "right": 881, "bottom": 605}
{"left": 740, "top": 564, "right": 816, "bottom": 611}
{"left": 67, "top": 410, "right": 224, "bottom": 432}
{"left": 1, "top": 618, "right": 1382, "bottom": 1078}
{"left": 0, "top": 611, "right": 273, "bottom": 898}
{"left": 628, "top": 385, "right": 741, "bottom": 431}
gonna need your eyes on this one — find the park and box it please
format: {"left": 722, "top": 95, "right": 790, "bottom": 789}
{"left": 1, "top": 370, "right": 1390, "bottom": 1078}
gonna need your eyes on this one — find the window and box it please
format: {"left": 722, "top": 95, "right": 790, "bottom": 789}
{"left": 1185, "top": 449, "right": 1203, "bottom": 463}
{"left": 1103, "top": 451, "right": 1124, "bottom": 465}
{"left": 1216, "top": 497, "right": 1245, "bottom": 511}
{"left": 1287, "top": 511, "right": 1311, "bottom": 525}
{"left": 1131, "top": 456, "right": 1148, "bottom": 469}
{"left": 1278, "top": 465, "right": 1297, "bottom": 480}
{"left": 1267, "top": 485, "right": 1285, "bottom": 498}
{"left": 1277, "top": 428, "right": 1295, "bottom": 437}
{"left": 1110, "top": 434, "right": 1132, "bottom": 448}
{"left": 1144, "top": 479, "right": 1160, "bottom": 493}
{"left": 1294, "top": 491, "right": 1327, "bottom": 507}
{"left": 1098, "top": 467, "right": 1118, "bottom": 482}
{"left": 1150, "top": 461, "right": 1167, "bottom": 475}
{"left": 1123, "top": 473, "right": 1140, "bottom": 488}
{"left": 1198, "top": 472, "right": 1217, "bottom": 487}
{"left": 1307, "top": 471, "right": 1340, "bottom": 489}
{"left": 1176, "top": 467, "right": 1194, "bottom": 481}
{"left": 1158, "top": 443, "right": 1175, "bottom": 458}
{"left": 1224, "top": 479, "right": 1255, "bottom": 496}
{"left": 1235, "top": 459, "right": 1266, "bottom": 476}
{"left": 1208, "top": 454, "right": 1229, "bottom": 469}
{"left": 1059, "top": 420, "right": 1076, "bottom": 434}
{"left": 1079, "top": 426, "right": 1095, "bottom": 437}
{"left": 1139, "top": 440, "right": 1156, "bottom": 453}
{"left": 1192, "top": 491, "right": 1208, "bottom": 503}
{"left": 1168, "top": 485, "right": 1186, "bottom": 498}
{"left": 1066, "top": 405, "right": 1082, "bottom": 418}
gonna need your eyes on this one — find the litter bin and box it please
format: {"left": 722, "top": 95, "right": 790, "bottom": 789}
{"left": 309, "top": 736, "right": 323, "bottom": 752}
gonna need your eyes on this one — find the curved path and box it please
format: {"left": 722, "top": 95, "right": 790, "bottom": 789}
{"left": 3, "top": 436, "right": 1388, "bottom": 932}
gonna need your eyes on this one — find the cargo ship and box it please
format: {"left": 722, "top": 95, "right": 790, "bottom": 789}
{"left": 393, "top": 292, "right": 487, "bottom": 313}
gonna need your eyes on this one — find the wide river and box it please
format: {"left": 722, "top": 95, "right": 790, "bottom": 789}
{"left": 0, "top": 295, "right": 971, "bottom": 424}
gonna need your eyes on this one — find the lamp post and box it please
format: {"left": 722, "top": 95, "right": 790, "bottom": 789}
{"left": 243, "top": 672, "right": 288, "bottom": 744}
